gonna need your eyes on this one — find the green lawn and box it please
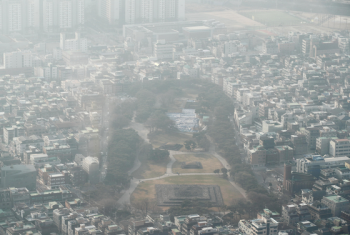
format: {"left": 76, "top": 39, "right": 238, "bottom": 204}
{"left": 240, "top": 10, "right": 303, "bottom": 26}
{"left": 131, "top": 175, "right": 245, "bottom": 208}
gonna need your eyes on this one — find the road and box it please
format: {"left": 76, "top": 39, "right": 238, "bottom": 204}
{"left": 116, "top": 122, "right": 248, "bottom": 205}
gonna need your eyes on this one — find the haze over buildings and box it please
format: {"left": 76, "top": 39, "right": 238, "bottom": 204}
{"left": 0, "top": 0, "right": 349, "bottom": 235}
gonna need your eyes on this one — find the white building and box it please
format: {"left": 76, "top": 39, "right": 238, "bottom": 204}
{"left": 122, "top": 0, "right": 185, "bottom": 24}
{"left": 262, "top": 120, "right": 283, "bottom": 133}
{"left": 4, "top": 50, "right": 33, "bottom": 69}
{"left": 101, "top": 0, "right": 122, "bottom": 24}
{"left": 329, "top": 139, "right": 350, "bottom": 157}
{"left": 82, "top": 157, "right": 99, "bottom": 184}
{"left": 238, "top": 218, "right": 278, "bottom": 235}
{"left": 223, "top": 41, "right": 238, "bottom": 57}
{"left": 42, "top": 0, "right": 85, "bottom": 32}
{"left": 27, "top": 0, "right": 41, "bottom": 31}
{"left": 5, "top": 1, "right": 24, "bottom": 32}
{"left": 30, "top": 153, "right": 61, "bottom": 168}
{"left": 154, "top": 40, "right": 173, "bottom": 60}
{"left": 60, "top": 32, "right": 88, "bottom": 52}
{"left": 58, "top": 0, "right": 73, "bottom": 29}
{"left": 296, "top": 155, "right": 350, "bottom": 174}
{"left": 48, "top": 173, "right": 66, "bottom": 189}
{"left": 0, "top": 0, "right": 84, "bottom": 33}
{"left": 34, "top": 64, "right": 58, "bottom": 79}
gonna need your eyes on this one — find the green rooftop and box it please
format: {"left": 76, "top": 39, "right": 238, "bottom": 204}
{"left": 324, "top": 195, "right": 348, "bottom": 203}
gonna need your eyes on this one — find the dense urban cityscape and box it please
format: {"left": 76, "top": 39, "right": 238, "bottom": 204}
{"left": 0, "top": 0, "right": 350, "bottom": 235}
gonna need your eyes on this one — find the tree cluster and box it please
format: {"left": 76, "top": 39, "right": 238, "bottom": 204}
{"left": 109, "top": 100, "right": 136, "bottom": 129}
{"left": 184, "top": 140, "right": 197, "bottom": 151}
{"left": 193, "top": 132, "right": 210, "bottom": 152}
{"left": 197, "top": 84, "right": 269, "bottom": 194}
{"left": 128, "top": 80, "right": 184, "bottom": 124}
{"left": 105, "top": 129, "right": 141, "bottom": 186}
{"left": 146, "top": 110, "right": 175, "bottom": 133}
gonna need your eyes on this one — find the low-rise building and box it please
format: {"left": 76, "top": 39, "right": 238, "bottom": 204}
{"left": 0, "top": 165, "right": 36, "bottom": 190}
{"left": 329, "top": 139, "right": 350, "bottom": 157}
{"left": 238, "top": 218, "right": 278, "bottom": 235}
{"left": 321, "top": 195, "right": 350, "bottom": 217}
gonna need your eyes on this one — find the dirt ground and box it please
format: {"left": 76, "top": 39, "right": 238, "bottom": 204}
{"left": 131, "top": 158, "right": 169, "bottom": 179}
{"left": 130, "top": 175, "right": 245, "bottom": 208}
{"left": 187, "top": 10, "right": 264, "bottom": 31}
{"left": 186, "top": 5, "right": 343, "bottom": 34}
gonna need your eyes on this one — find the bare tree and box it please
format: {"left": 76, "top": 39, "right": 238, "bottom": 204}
{"left": 135, "top": 198, "right": 150, "bottom": 216}
{"left": 141, "top": 198, "right": 150, "bottom": 216}
{"left": 260, "top": 172, "right": 268, "bottom": 183}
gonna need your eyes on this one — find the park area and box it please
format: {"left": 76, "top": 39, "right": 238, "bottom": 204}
{"left": 172, "top": 153, "right": 223, "bottom": 174}
{"left": 131, "top": 157, "right": 168, "bottom": 179}
{"left": 130, "top": 175, "right": 245, "bottom": 209}
{"left": 149, "top": 131, "right": 192, "bottom": 149}
{"left": 239, "top": 10, "right": 304, "bottom": 26}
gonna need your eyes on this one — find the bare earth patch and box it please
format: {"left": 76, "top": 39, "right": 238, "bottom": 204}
{"left": 131, "top": 158, "right": 168, "bottom": 179}
{"left": 130, "top": 175, "right": 245, "bottom": 209}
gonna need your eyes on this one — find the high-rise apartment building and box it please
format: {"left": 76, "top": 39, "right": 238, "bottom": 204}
{"left": 98, "top": 0, "right": 185, "bottom": 25}
{"left": 3, "top": 50, "right": 33, "bottom": 69}
{"left": 27, "top": 0, "right": 41, "bottom": 31}
{"left": 99, "top": 0, "right": 123, "bottom": 24}
{"left": 60, "top": 32, "right": 88, "bottom": 52}
{"left": 0, "top": 0, "right": 85, "bottom": 33}
{"left": 43, "top": 0, "right": 85, "bottom": 32}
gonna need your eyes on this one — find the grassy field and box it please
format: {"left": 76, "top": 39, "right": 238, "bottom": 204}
{"left": 130, "top": 175, "right": 245, "bottom": 208}
{"left": 149, "top": 131, "right": 192, "bottom": 148}
{"left": 131, "top": 157, "right": 169, "bottom": 179}
{"left": 172, "top": 153, "right": 223, "bottom": 174}
{"left": 239, "top": 10, "right": 303, "bottom": 26}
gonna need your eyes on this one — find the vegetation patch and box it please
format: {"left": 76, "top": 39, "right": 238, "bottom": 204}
{"left": 172, "top": 153, "right": 223, "bottom": 174}
{"left": 148, "top": 131, "right": 192, "bottom": 148}
{"left": 131, "top": 156, "right": 169, "bottom": 179}
{"left": 159, "top": 144, "right": 183, "bottom": 151}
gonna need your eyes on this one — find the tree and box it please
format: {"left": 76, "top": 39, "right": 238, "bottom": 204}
{"left": 149, "top": 148, "right": 170, "bottom": 162}
{"left": 214, "top": 169, "right": 220, "bottom": 174}
{"left": 260, "top": 172, "right": 268, "bottom": 183}
{"left": 146, "top": 110, "right": 174, "bottom": 132}
{"left": 110, "top": 115, "right": 131, "bottom": 129}
{"left": 184, "top": 140, "right": 197, "bottom": 151}
{"left": 221, "top": 168, "right": 228, "bottom": 174}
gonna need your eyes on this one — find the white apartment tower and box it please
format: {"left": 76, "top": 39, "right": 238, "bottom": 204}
{"left": 98, "top": 0, "right": 123, "bottom": 24}
{"left": 4, "top": 50, "right": 33, "bottom": 69}
{"left": 27, "top": 0, "right": 41, "bottom": 31}
{"left": 60, "top": 32, "right": 88, "bottom": 52}
{"left": 7, "top": 1, "right": 22, "bottom": 32}
{"left": 125, "top": 0, "right": 136, "bottom": 24}
{"left": 42, "top": 0, "right": 86, "bottom": 32}
{"left": 177, "top": 0, "right": 186, "bottom": 21}
{"left": 42, "top": 0, "right": 55, "bottom": 32}
{"left": 100, "top": 0, "right": 185, "bottom": 25}
{"left": 58, "top": 1, "right": 73, "bottom": 29}
{"left": 82, "top": 157, "right": 99, "bottom": 184}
